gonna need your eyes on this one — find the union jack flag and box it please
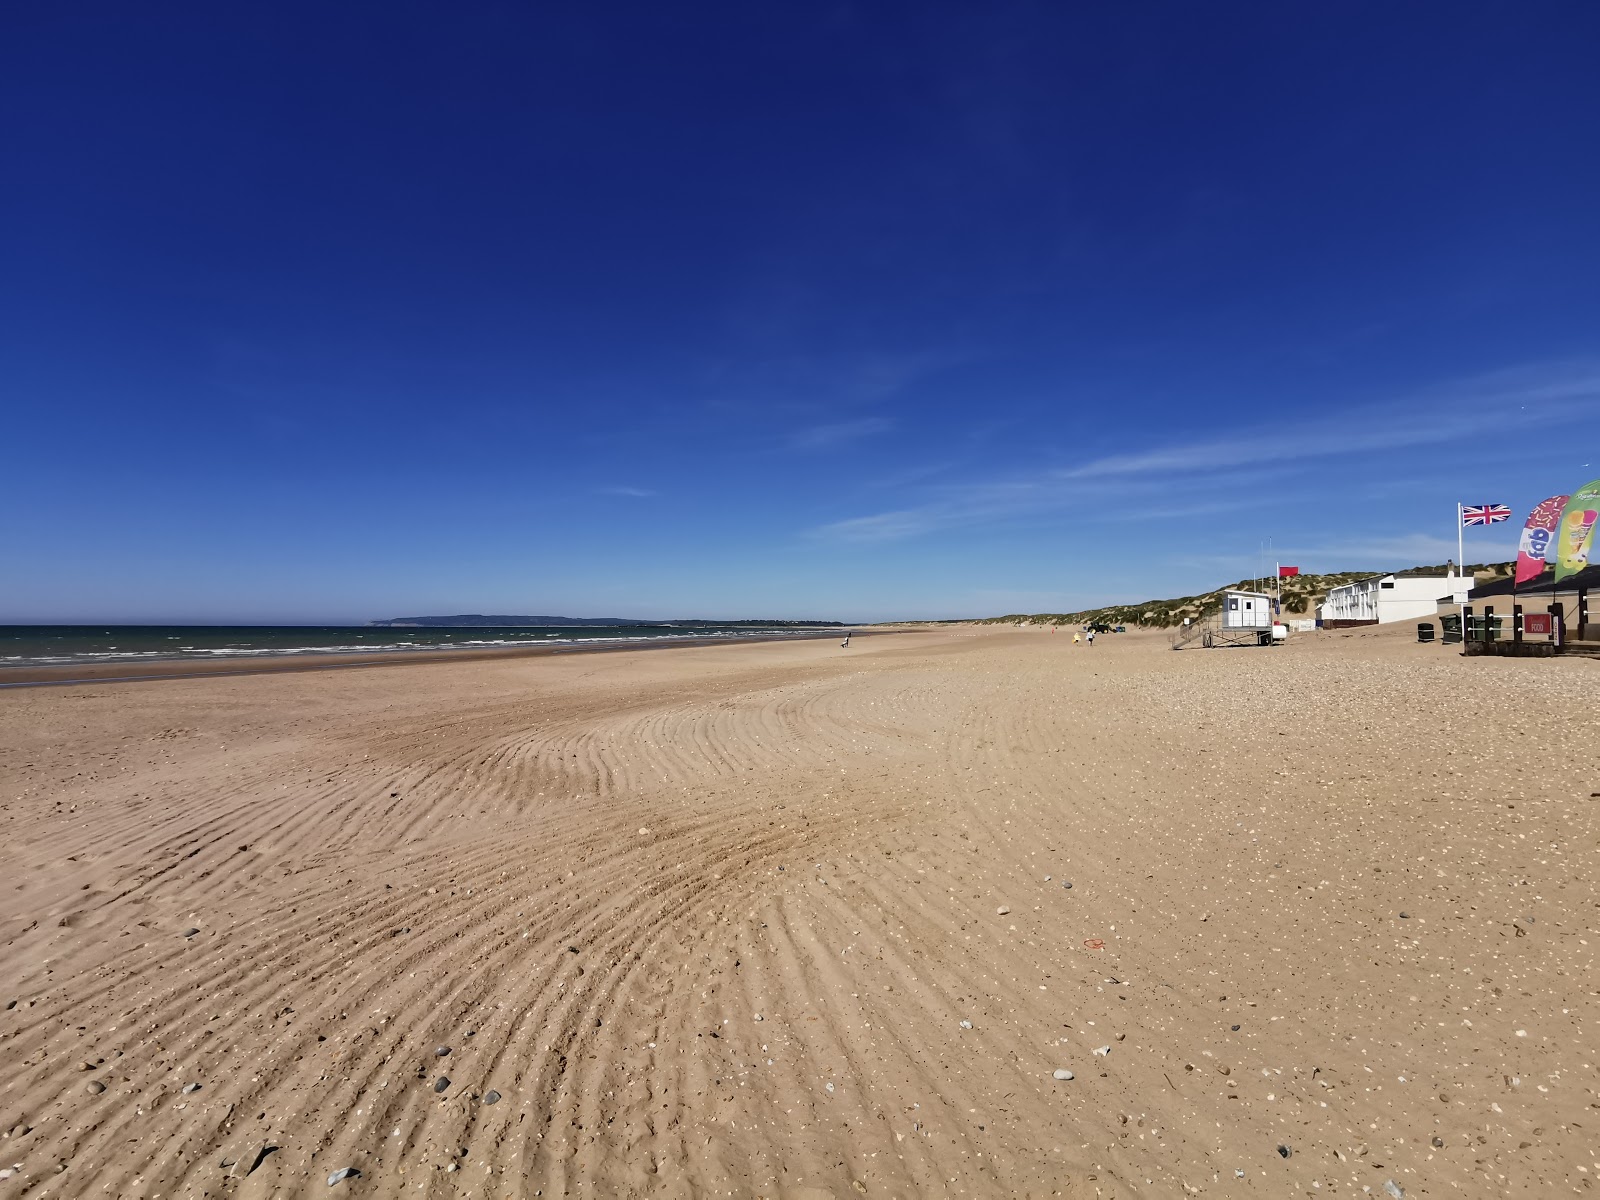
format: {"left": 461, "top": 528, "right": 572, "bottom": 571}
{"left": 1461, "top": 503, "right": 1512, "bottom": 526}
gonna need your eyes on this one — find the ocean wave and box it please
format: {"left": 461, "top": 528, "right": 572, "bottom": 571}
{"left": 0, "top": 626, "right": 839, "bottom": 669}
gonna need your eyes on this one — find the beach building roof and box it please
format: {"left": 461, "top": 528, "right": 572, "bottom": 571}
{"left": 1468, "top": 563, "right": 1600, "bottom": 601}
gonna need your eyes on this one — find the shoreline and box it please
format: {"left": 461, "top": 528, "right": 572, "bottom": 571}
{"left": 0, "top": 627, "right": 881, "bottom": 688}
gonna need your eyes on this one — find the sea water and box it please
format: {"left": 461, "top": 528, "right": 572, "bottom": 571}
{"left": 0, "top": 624, "right": 844, "bottom": 669}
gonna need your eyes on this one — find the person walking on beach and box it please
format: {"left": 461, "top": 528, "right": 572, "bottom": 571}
{"left": 840, "top": 631, "right": 851, "bottom": 648}
{"left": 1086, "top": 629, "right": 1096, "bottom": 646}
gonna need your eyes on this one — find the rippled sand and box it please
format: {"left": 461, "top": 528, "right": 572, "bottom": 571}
{"left": 1, "top": 626, "right": 1593, "bottom": 1197}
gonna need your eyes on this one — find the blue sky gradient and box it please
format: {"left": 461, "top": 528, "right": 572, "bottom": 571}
{"left": 6, "top": 3, "right": 1599, "bottom": 622}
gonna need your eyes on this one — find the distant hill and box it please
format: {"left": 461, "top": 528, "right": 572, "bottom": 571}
{"left": 369, "top": 615, "right": 846, "bottom": 628}
{"left": 977, "top": 562, "right": 1514, "bottom": 629}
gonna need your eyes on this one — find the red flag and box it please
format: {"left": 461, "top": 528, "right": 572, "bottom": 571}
{"left": 1277, "top": 566, "right": 1299, "bottom": 577}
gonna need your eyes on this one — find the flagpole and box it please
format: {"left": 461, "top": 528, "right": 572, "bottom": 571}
{"left": 1458, "top": 502, "right": 1467, "bottom": 644}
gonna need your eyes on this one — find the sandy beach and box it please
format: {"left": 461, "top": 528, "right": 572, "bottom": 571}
{"left": 0, "top": 626, "right": 1594, "bottom": 1198}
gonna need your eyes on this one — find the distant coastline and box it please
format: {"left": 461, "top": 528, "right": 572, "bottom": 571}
{"left": 369, "top": 614, "right": 847, "bottom": 628}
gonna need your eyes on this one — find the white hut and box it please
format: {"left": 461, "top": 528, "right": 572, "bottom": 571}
{"left": 1220, "top": 590, "right": 1273, "bottom": 631}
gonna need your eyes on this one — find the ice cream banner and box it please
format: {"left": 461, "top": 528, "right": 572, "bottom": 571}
{"left": 1515, "top": 494, "right": 1569, "bottom": 585}
{"left": 1554, "top": 478, "right": 1600, "bottom": 582}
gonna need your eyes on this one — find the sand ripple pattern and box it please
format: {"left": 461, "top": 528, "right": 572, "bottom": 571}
{"left": 1, "top": 629, "right": 1596, "bottom": 1196}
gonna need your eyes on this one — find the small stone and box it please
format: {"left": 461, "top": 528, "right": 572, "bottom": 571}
{"left": 182, "top": 1082, "right": 201, "bottom": 1094}
{"left": 1431, "top": 1136, "right": 1444, "bottom": 1148}
{"left": 78, "top": 1061, "right": 95, "bottom": 1072}
{"left": 1277, "top": 1144, "right": 1291, "bottom": 1159}
{"left": 1398, "top": 912, "right": 1410, "bottom": 919}
{"left": 1092, "top": 1045, "right": 1111, "bottom": 1057}
{"left": 1234, "top": 1169, "right": 1245, "bottom": 1179}
{"left": 1384, "top": 1181, "right": 1404, "bottom": 1199}
{"left": 434, "top": 1046, "right": 451, "bottom": 1057}
{"left": 958, "top": 1020, "right": 973, "bottom": 1030}
{"left": 1063, "top": 882, "right": 1073, "bottom": 889}
{"left": 825, "top": 1081, "right": 835, "bottom": 1094}
{"left": 1043, "top": 875, "right": 1051, "bottom": 881}
{"left": 853, "top": 1182, "right": 867, "bottom": 1194}
{"left": 996, "top": 906, "right": 1010, "bottom": 915}
{"left": 182, "top": 928, "right": 200, "bottom": 938}
{"left": 327, "top": 1167, "right": 360, "bottom": 1185}
{"left": 1053, "top": 1069, "right": 1074, "bottom": 1081}
{"left": 433, "top": 1077, "right": 450, "bottom": 1093}
{"left": 1231, "top": 1024, "right": 1241, "bottom": 1031}
{"left": 483, "top": 1090, "right": 501, "bottom": 1105}
{"left": 240, "top": 1144, "right": 277, "bottom": 1176}
{"left": 84, "top": 1080, "right": 106, "bottom": 1095}
{"left": 446, "top": 1163, "right": 457, "bottom": 1173}
{"left": 754, "top": 1014, "right": 763, "bottom": 1022}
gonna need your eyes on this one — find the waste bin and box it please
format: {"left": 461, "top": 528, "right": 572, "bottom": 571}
{"left": 1417, "top": 622, "right": 1435, "bottom": 643}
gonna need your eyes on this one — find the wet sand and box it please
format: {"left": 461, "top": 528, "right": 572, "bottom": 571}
{"left": 0, "top": 625, "right": 1594, "bottom": 1197}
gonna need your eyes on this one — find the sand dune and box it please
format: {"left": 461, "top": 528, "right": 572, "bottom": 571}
{"left": 1, "top": 627, "right": 1595, "bottom": 1196}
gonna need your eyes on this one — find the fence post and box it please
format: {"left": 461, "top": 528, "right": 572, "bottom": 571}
{"left": 1513, "top": 603, "right": 1523, "bottom": 644}
{"left": 1485, "top": 605, "right": 1495, "bottom": 642}
{"left": 1552, "top": 601, "right": 1566, "bottom": 650}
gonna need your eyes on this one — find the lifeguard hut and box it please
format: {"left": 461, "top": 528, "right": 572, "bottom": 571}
{"left": 1171, "top": 589, "right": 1277, "bottom": 649}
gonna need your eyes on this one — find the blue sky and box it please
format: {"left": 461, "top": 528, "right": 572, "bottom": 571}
{"left": 6, "top": 3, "right": 1599, "bottom": 623}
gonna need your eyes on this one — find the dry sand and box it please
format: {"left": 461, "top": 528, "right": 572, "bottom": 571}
{"left": 0, "top": 626, "right": 1594, "bottom": 1197}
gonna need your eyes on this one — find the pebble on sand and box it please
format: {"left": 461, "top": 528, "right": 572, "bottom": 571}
{"left": 434, "top": 1046, "right": 451, "bottom": 1056}
{"left": 1384, "top": 1182, "right": 1405, "bottom": 1199}
{"left": 182, "top": 928, "right": 200, "bottom": 938}
{"left": 958, "top": 1020, "right": 973, "bottom": 1030}
{"left": 996, "top": 906, "right": 1010, "bottom": 915}
{"left": 182, "top": 1083, "right": 201, "bottom": 1094}
{"left": 434, "top": 1077, "right": 451, "bottom": 1093}
{"left": 1277, "top": 1144, "right": 1292, "bottom": 1159}
{"left": 1053, "top": 1069, "right": 1074, "bottom": 1081}
{"left": 84, "top": 1080, "right": 106, "bottom": 1095}
{"left": 483, "top": 1090, "right": 501, "bottom": 1105}
{"left": 327, "top": 1167, "right": 361, "bottom": 1185}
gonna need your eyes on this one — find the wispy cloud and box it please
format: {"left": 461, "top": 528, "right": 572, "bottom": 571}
{"left": 595, "top": 486, "right": 657, "bottom": 498}
{"left": 1281, "top": 532, "right": 1518, "bottom": 566}
{"left": 810, "top": 509, "right": 935, "bottom": 542}
{"left": 1058, "top": 362, "right": 1600, "bottom": 481}
{"left": 789, "top": 416, "right": 895, "bottom": 452}
{"left": 805, "top": 361, "right": 1600, "bottom": 542}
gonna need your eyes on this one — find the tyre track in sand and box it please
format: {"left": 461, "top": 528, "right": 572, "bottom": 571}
{"left": 4, "top": 629, "right": 1596, "bottom": 1196}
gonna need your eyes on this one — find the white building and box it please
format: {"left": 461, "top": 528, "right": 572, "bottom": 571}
{"left": 1220, "top": 589, "right": 1273, "bottom": 630}
{"left": 1320, "top": 569, "right": 1470, "bottom": 627}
